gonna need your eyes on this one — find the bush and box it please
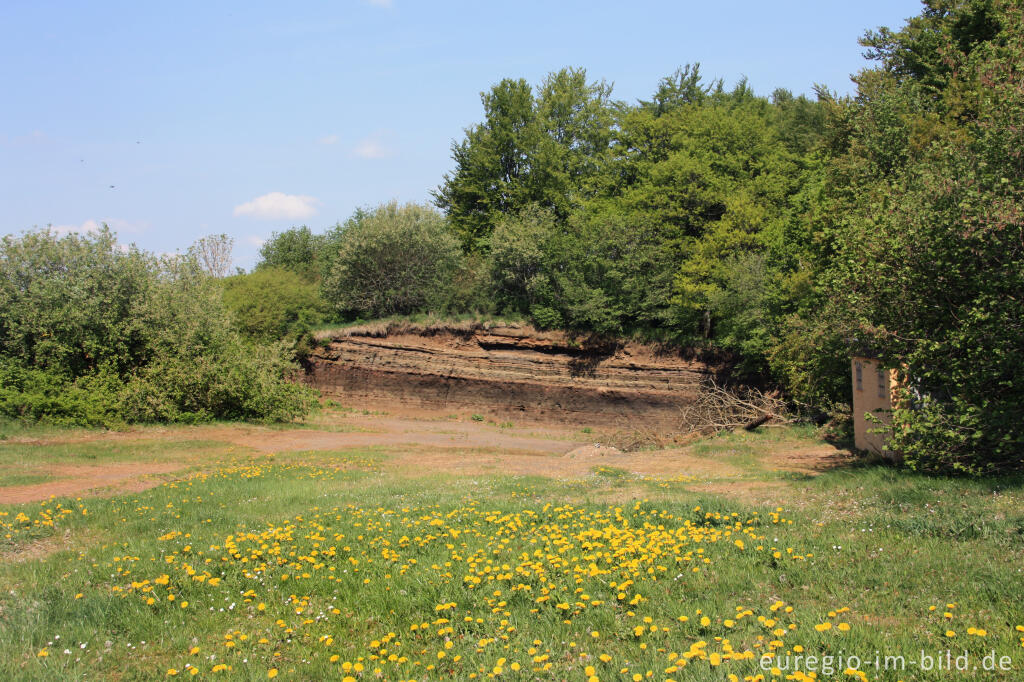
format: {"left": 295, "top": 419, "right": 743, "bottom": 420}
{"left": 321, "top": 201, "right": 464, "bottom": 318}
{"left": 488, "top": 205, "right": 558, "bottom": 318}
{"left": 0, "top": 228, "right": 318, "bottom": 426}
{"left": 222, "top": 267, "right": 330, "bottom": 341}
{"left": 118, "top": 342, "right": 317, "bottom": 424}
{"left": 0, "top": 358, "right": 125, "bottom": 427}
{"left": 0, "top": 228, "right": 153, "bottom": 376}
{"left": 257, "top": 225, "right": 343, "bottom": 280}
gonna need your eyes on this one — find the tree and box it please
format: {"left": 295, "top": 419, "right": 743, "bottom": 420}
{"left": 434, "top": 68, "right": 616, "bottom": 249}
{"left": 434, "top": 78, "right": 540, "bottom": 248}
{"left": 222, "top": 267, "right": 330, "bottom": 340}
{"left": 257, "top": 225, "right": 333, "bottom": 280}
{"left": 822, "top": 0, "right": 1024, "bottom": 473}
{"left": 638, "top": 64, "right": 715, "bottom": 116}
{"left": 321, "top": 201, "right": 464, "bottom": 318}
{"left": 0, "top": 226, "right": 152, "bottom": 377}
{"left": 189, "top": 233, "right": 234, "bottom": 278}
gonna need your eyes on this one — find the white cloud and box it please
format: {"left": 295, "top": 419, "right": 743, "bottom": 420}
{"left": 233, "top": 192, "right": 319, "bottom": 220}
{"left": 244, "top": 235, "right": 267, "bottom": 247}
{"left": 352, "top": 130, "right": 395, "bottom": 160}
{"left": 50, "top": 218, "right": 147, "bottom": 236}
{"left": 51, "top": 219, "right": 103, "bottom": 235}
{"left": 317, "top": 134, "right": 339, "bottom": 145}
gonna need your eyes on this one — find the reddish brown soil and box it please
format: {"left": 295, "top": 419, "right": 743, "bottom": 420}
{"left": 0, "top": 326, "right": 851, "bottom": 504}
{"left": 1, "top": 407, "right": 853, "bottom": 504}
{"left": 304, "top": 323, "right": 726, "bottom": 430}
{"left": 380, "top": 441, "right": 746, "bottom": 480}
{"left": 215, "top": 416, "right": 582, "bottom": 455}
{"left": 0, "top": 461, "right": 185, "bottom": 504}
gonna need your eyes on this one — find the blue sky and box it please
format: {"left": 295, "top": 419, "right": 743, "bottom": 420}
{"left": 1, "top": 0, "right": 922, "bottom": 268}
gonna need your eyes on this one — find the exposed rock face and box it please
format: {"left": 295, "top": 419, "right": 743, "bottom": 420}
{"left": 304, "top": 323, "right": 724, "bottom": 428}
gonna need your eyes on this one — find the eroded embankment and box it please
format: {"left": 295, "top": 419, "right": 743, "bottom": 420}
{"left": 304, "top": 322, "right": 726, "bottom": 429}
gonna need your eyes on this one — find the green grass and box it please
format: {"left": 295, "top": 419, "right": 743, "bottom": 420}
{"left": 0, "top": 434, "right": 1022, "bottom": 680}
{"left": 0, "top": 417, "right": 100, "bottom": 442}
{"left": 0, "top": 471, "right": 55, "bottom": 487}
{"left": 0, "top": 439, "right": 243, "bottom": 468}
{"left": 592, "top": 465, "right": 629, "bottom": 479}
{"left": 310, "top": 312, "right": 529, "bottom": 340}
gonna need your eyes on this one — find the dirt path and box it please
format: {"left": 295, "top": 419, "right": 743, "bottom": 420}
{"left": 0, "top": 461, "right": 185, "bottom": 504}
{"left": 207, "top": 416, "right": 583, "bottom": 456}
{"left": 379, "top": 443, "right": 746, "bottom": 479}
{"left": 0, "top": 409, "right": 853, "bottom": 504}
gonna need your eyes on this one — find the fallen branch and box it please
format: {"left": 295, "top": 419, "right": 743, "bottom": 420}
{"left": 680, "top": 377, "right": 792, "bottom": 436}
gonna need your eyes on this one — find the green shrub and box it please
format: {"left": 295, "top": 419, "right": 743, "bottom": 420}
{"left": 257, "top": 225, "right": 334, "bottom": 280}
{"left": 119, "top": 342, "right": 317, "bottom": 423}
{"left": 488, "top": 205, "right": 625, "bottom": 335}
{"left": 321, "top": 201, "right": 464, "bottom": 318}
{"left": 0, "top": 359, "right": 124, "bottom": 427}
{"left": 222, "top": 267, "right": 330, "bottom": 341}
{"left": 0, "top": 228, "right": 318, "bottom": 426}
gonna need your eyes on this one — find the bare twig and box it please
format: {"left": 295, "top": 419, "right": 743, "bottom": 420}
{"left": 679, "top": 377, "right": 792, "bottom": 435}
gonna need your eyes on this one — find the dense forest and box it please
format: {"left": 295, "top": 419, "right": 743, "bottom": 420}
{"left": 1, "top": 0, "right": 1021, "bottom": 474}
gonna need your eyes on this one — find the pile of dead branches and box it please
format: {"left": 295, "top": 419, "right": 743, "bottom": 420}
{"left": 680, "top": 378, "right": 793, "bottom": 435}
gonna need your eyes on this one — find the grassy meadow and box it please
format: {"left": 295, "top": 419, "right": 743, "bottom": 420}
{"left": 1, "top": 423, "right": 1023, "bottom": 681}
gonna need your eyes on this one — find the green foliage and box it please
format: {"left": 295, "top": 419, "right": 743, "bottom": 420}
{"left": 222, "top": 267, "right": 329, "bottom": 341}
{"left": 321, "top": 201, "right": 465, "bottom": 319}
{"left": 638, "top": 63, "right": 715, "bottom": 115}
{"left": 117, "top": 340, "right": 317, "bottom": 424}
{"left": 0, "top": 229, "right": 317, "bottom": 426}
{"left": 766, "top": 315, "right": 851, "bottom": 410}
{"left": 821, "top": 0, "right": 1024, "bottom": 473}
{"left": 463, "top": 71, "right": 826, "bottom": 351}
{"left": 434, "top": 68, "right": 614, "bottom": 249}
{"left": 487, "top": 205, "right": 629, "bottom": 335}
{"left": 257, "top": 225, "right": 333, "bottom": 279}
{"left": 0, "top": 358, "right": 125, "bottom": 427}
{"left": 0, "top": 228, "right": 152, "bottom": 377}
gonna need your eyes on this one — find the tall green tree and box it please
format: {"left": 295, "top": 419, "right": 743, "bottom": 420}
{"left": 823, "top": 0, "right": 1024, "bottom": 473}
{"left": 434, "top": 68, "right": 616, "bottom": 249}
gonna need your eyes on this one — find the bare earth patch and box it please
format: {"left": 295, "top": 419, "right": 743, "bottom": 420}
{"left": 0, "top": 528, "right": 102, "bottom": 564}
{"left": 0, "top": 408, "right": 853, "bottom": 503}
{"left": 684, "top": 480, "right": 794, "bottom": 505}
{"left": 0, "top": 461, "right": 185, "bottom": 504}
{"left": 760, "top": 442, "right": 858, "bottom": 473}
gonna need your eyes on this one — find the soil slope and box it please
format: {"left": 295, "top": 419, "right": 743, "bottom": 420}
{"left": 305, "top": 322, "right": 724, "bottom": 428}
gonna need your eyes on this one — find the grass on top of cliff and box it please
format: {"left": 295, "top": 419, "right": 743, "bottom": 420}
{"left": 310, "top": 313, "right": 529, "bottom": 341}
{"left": 1, "top": 423, "right": 1022, "bottom": 681}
